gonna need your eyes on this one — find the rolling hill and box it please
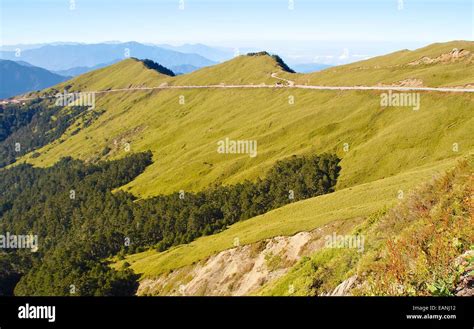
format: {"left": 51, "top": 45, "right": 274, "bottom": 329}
{"left": 47, "top": 57, "right": 174, "bottom": 92}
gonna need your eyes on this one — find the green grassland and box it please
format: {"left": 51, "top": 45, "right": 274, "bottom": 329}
{"left": 20, "top": 87, "right": 474, "bottom": 196}
{"left": 18, "top": 57, "right": 474, "bottom": 197}
{"left": 257, "top": 156, "right": 473, "bottom": 296}
{"left": 170, "top": 54, "right": 284, "bottom": 85}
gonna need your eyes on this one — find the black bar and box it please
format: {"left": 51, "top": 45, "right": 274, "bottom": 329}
{"left": 0, "top": 297, "right": 472, "bottom": 329}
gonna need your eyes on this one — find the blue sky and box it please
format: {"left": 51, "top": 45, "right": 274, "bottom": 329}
{"left": 0, "top": 0, "right": 472, "bottom": 64}
{"left": 1, "top": 0, "right": 471, "bottom": 44}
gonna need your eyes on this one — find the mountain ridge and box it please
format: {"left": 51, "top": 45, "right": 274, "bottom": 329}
{"left": 0, "top": 59, "right": 69, "bottom": 98}
{"left": 0, "top": 42, "right": 216, "bottom": 71}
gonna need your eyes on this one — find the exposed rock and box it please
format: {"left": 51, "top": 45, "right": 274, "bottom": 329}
{"left": 322, "top": 275, "right": 358, "bottom": 296}
{"left": 455, "top": 250, "right": 474, "bottom": 297}
{"left": 328, "top": 275, "right": 358, "bottom": 296}
{"left": 137, "top": 217, "right": 362, "bottom": 296}
{"left": 407, "top": 48, "right": 472, "bottom": 66}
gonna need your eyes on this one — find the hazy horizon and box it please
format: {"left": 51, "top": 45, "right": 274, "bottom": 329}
{"left": 0, "top": 39, "right": 461, "bottom": 66}
{"left": 1, "top": 0, "right": 471, "bottom": 65}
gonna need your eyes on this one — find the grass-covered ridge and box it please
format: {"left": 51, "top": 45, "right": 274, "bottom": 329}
{"left": 169, "top": 52, "right": 287, "bottom": 85}
{"left": 246, "top": 51, "right": 295, "bottom": 73}
{"left": 44, "top": 57, "right": 172, "bottom": 94}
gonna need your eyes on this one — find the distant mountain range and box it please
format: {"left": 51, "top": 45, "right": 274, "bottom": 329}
{"left": 52, "top": 59, "right": 122, "bottom": 77}
{"left": 156, "top": 43, "right": 235, "bottom": 62}
{"left": 291, "top": 63, "right": 332, "bottom": 73}
{"left": 0, "top": 41, "right": 334, "bottom": 79}
{"left": 0, "top": 60, "right": 69, "bottom": 99}
{"left": 0, "top": 42, "right": 216, "bottom": 72}
{"left": 170, "top": 64, "right": 200, "bottom": 75}
{"left": 0, "top": 41, "right": 335, "bottom": 98}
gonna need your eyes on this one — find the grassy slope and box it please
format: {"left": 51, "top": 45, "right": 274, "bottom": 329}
{"left": 20, "top": 87, "right": 474, "bottom": 195}
{"left": 115, "top": 156, "right": 460, "bottom": 277}
{"left": 258, "top": 156, "right": 473, "bottom": 296}
{"left": 38, "top": 58, "right": 172, "bottom": 95}
{"left": 169, "top": 54, "right": 285, "bottom": 85}
{"left": 18, "top": 70, "right": 474, "bottom": 196}
{"left": 283, "top": 41, "right": 474, "bottom": 87}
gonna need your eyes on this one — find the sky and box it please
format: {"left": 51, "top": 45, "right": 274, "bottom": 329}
{"left": 0, "top": 0, "right": 472, "bottom": 64}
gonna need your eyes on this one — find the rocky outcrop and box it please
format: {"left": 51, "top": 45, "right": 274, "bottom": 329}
{"left": 454, "top": 250, "right": 474, "bottom": 297}
{"left": 327, "top": 275, "right": 358, "bottom": 296}
{"left": 407, "top": 48, "right": 472, "bottom": 66}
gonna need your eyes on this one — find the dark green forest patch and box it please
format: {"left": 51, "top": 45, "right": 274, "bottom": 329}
{"left": 0, "top": 151, "right": 340, "bottom": 295}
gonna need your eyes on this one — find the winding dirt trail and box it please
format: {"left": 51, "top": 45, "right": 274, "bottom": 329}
{"left": 3, "top": 73, "right": 473, "bottom": 104}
